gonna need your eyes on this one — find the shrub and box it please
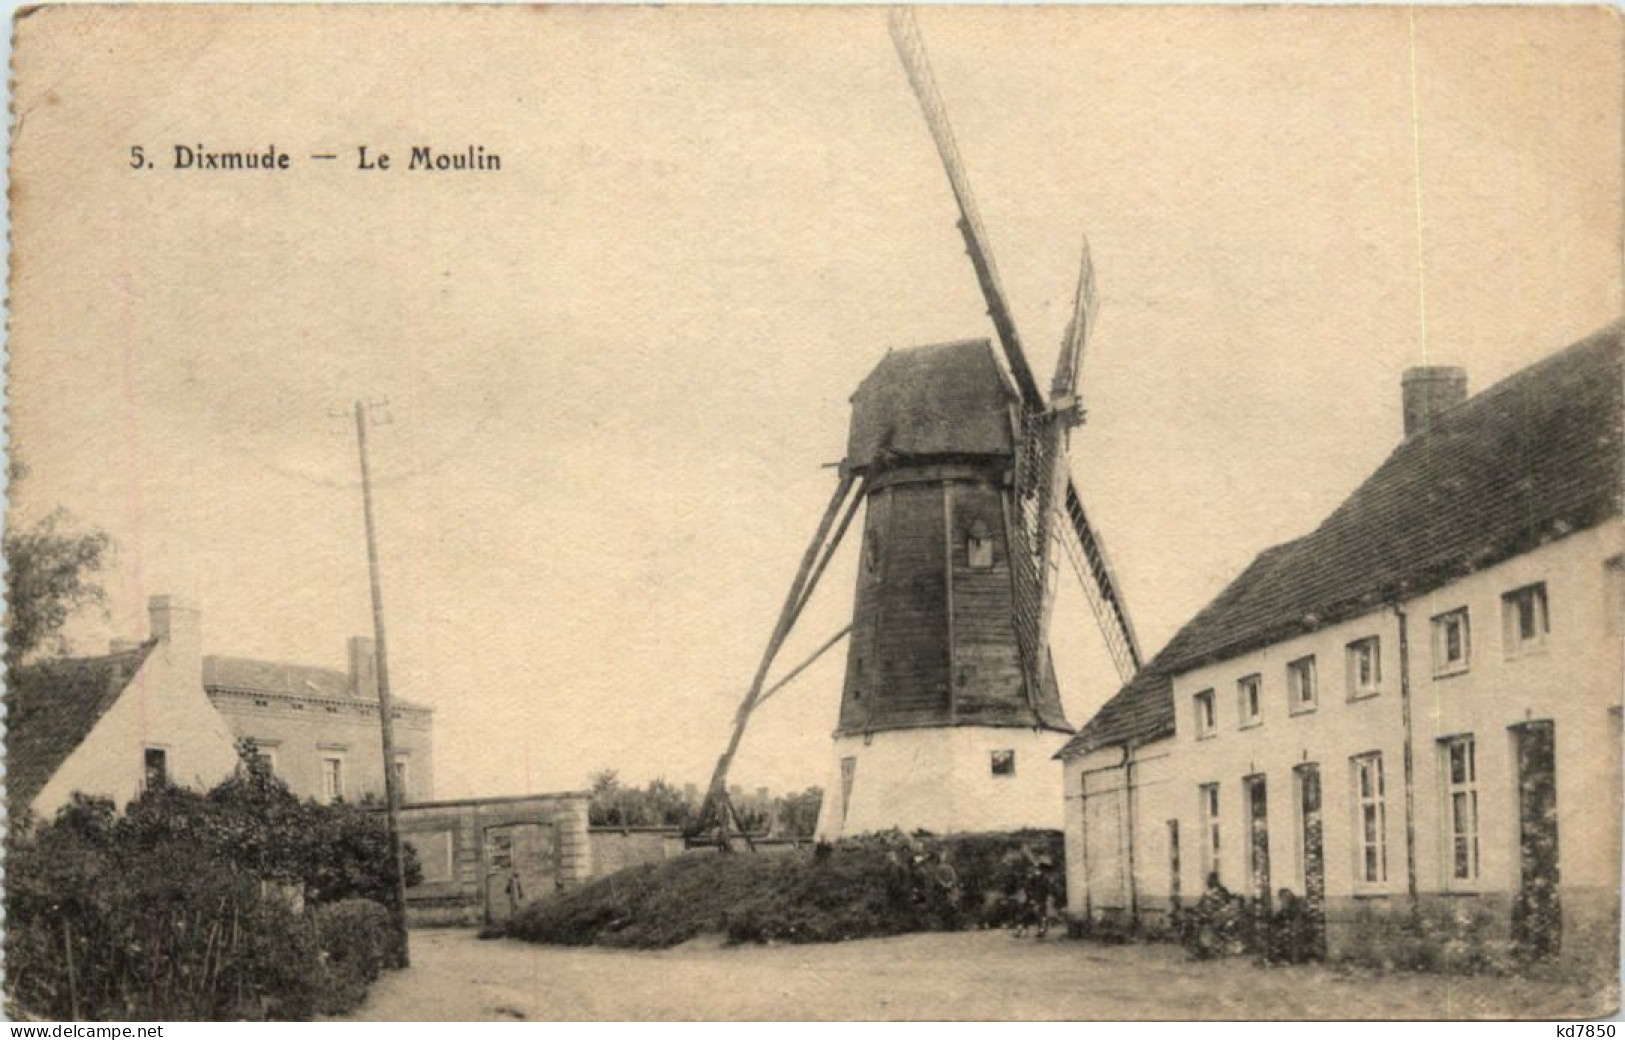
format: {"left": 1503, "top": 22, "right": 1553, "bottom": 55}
{"left": 508, "top": 829, "right": 1065, "bottom": 949}
{"left": 4, "top": 746, "right": 415, "bottom": 1021}
{"left": 312, "top": 899, "right": 403, "bottom": 1015}
{"left": 5, "top": 796, "right": 321, "bottom": 1020}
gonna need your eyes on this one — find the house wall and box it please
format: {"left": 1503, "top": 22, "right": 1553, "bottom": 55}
{"left": 393, "top": 793, "right": 592, "bottom": 926}
{"left": 815, "top": 725, "right": 1067, "bottom": 839}
{"left": 209, "top": 691, "right": 434, "bottom": 803}
{"left": 1064, "top": 521, "right": 1623, "bottom": 968}
{"left": 33, "top": 605, "right": 240, "bottom": 817}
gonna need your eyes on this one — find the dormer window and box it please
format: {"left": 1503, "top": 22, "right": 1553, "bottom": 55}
{"left": 967, "top": 522, "right": 994, "bottom": 569}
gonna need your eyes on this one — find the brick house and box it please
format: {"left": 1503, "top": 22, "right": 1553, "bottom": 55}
{"left": 1058, "top": 323, "right": 1623, "bottom": 969}
{"left": 204, "top": 636, "right": 434, "bottom": 804}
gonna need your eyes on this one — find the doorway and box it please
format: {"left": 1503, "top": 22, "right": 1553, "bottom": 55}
{"left": 1244, "top": 775, "right": 1270, "bottom": 905}
{"left": 1294, "top": 762, "right": 1325, "bottom": 959}
{"left": 483, "top": 821, "right": 558, "bottom": 925}
{"left": 1512, "top": 721, "right": 1560, "bottom": 960}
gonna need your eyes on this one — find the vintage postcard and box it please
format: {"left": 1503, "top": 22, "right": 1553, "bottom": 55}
{"left": 5, "top": 3, "right": 1622, "bottom": 1023}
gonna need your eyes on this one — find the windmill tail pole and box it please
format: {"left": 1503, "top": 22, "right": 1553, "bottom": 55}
{"left": 698, "top": 471, "right": 856, "bottom": 847}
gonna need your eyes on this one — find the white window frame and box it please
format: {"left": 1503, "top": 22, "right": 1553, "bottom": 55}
{"left": 321, "top": 754, "right": 346, "bottom": 804}
{"left": 1441, "top": 735, "right": 1481, "bottom": 886}
{"left": 1193, "top": 689, "right": 1217, "bottom": 739}
{"left": 1237, "top": 674, "right": 1262, "bottom": 729}
{"left": 1287, "top": 655, "right": 1318, "bottom": 715}
{"left": 1199, "top": 782, "right": 1221, "bottom": 883}
{"left": 1501, "top": 583, "right": 1550, "bottom": 658}
{"left": 1345, "top": 636, "right": 1382, "bottom": 700}
{"left": 1431, "top": 607, "right": 1471, "bottom": 677}
{"left": 1351, "top": 752, "right": 1388, "bottom": 889}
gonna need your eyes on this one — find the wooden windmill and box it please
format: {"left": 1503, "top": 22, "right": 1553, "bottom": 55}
{"left": 694, "top": 10, "right": 1143, "bottom": 848}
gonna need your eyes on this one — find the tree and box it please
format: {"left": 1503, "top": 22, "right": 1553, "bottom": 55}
{"left": 4, "top": 461, "right": 113, "bottom": 672}
{"left": 777, "top": 786, "right": 824, "bottom": 838}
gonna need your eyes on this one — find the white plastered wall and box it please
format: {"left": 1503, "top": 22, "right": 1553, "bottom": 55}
{"left": 815, "top": 725, "right": 1067, "bottom": 839}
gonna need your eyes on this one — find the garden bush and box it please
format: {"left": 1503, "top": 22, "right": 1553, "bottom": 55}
{"left": 508, "top": 828, "right": 1064, "bottom": 949}
{"left": 5, "top": 745, "right": 417, "bottom": 1021}
{"left": 312, "top": 899, "right": 404, "bottom": 1015}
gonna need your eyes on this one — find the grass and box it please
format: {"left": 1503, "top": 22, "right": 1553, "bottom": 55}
{"left": 507, "top": 830, "right": 1064, "bottom": 950}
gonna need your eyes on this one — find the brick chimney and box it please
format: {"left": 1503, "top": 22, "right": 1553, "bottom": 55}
{"left": 348, "top": 636, "right": 379, "bottom": 699}
{"left": 1402, "top": 366, "right": 1468, "bottom": 439}
{"left": 148, "top": 595, "right": 202, "bottom": 689}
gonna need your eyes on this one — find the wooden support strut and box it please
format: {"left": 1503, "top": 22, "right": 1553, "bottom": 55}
{"left": 700, "top": 471, "right": 857, "bottom": 849}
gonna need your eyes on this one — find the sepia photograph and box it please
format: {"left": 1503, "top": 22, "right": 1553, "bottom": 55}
{"left": 4, "top": 3, "right": 1622, "bottom": 1022}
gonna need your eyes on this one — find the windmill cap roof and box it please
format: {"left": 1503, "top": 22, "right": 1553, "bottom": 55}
{"left": 846, "top": 338, "right": 1019, "bottom": 469}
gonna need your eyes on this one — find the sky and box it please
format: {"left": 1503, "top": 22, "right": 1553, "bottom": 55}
{"left": 9, "top": 5, "right": 1622, "bottom": 800}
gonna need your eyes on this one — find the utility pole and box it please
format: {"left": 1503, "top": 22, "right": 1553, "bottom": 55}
{"left": 351, "top": 399, "right": 411, "bottom": 966}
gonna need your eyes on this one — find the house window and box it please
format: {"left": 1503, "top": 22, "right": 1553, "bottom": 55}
{"left": 990, "top": 749, "right": 1016, "bottom": 777}
{"left": 143, "top": 747, "right": 168, "bottom": 791}
{"left": 1442, "top": 736, "right": 1480, "bottom": 883}
{"left": 1432, "top": 608, "right": 1471, "bottom": 676}
{"left": 1346, "top": 637, "right": 1382, "bottom": 700}
{"left": 1287, "top": 656, "right": 1317, "bottom": 714}
{"left": 1351, "top": 753, "right": 1387, "bottom": 885}
{"left": 1502, "top": 583, "right": 1549, "bottom": 657}
{"left": 967, "top": 523, "right": 994, "bottom": 570}
{"left": 322, "top": 756, "right": 345, "bottom": 804}
{"left": 1193, "top": 689, "right": 1217, "bottom": 739}
{"left": 1199, "top": 783, "right": 1221, "bottom": 882}
{"left": 392, "top": 756, "right": 410, "bottom": 798}
{"left": 1237, "top": 674, "right": 1262, "bottom": 729}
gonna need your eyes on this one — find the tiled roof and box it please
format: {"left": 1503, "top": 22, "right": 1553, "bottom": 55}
{"left": 203, "top": 654, "right": 430, "bottom": 711}
{"left": 1060, "top": 321, "right": 1625, "bottom": 759}
{"left": 847, "top": 339, "right": 1018, "bottom": 470}
{"left": 7, "top": 642, "right": 155, "bottom": 810}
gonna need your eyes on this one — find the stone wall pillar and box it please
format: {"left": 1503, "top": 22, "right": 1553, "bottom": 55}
{"left": 555, "top": 795, "right": 593, "bottom": 889}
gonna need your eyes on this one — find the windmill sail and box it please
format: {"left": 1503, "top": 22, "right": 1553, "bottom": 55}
{"left": 888, "top": 8, "right": 1043, "bottom": 410}
{"left": 1060, "top": 478, "right": 1143, "bottom": 683}
{"left": 1034, "top": 239, "right": 1097, "bottom": 651}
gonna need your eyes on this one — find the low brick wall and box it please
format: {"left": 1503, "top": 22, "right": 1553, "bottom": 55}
{"left": 383, "top": 792, "right": 592, "bottom": 926}
{"left": 589, "top": 827, "right": 687, "bottom": 877}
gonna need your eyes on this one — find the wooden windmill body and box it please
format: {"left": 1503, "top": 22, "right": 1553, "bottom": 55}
{"left": 695, "top": 11, "right": 1143, "bottom": 847}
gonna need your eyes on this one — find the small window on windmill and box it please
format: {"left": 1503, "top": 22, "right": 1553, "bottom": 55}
{"left": 967, "top": 521, "right": 994, "bottom": 570}
{"left": 990, "top": 749, "right": 1016, "bottom": 777}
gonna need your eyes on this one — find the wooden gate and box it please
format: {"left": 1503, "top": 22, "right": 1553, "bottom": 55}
{"left": 483, "top": 821, "right": 558, "bottom": 924}
{"left": 1083, "top": 787, "right": 1127, "bottom": 910}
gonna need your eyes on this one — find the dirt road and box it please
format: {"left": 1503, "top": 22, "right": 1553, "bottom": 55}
{"left": 340, "top": 928, "right": 1615, "bottom": 1021}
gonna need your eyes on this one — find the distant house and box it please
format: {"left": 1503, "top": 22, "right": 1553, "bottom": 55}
{"left": 9, "top": 594, "right": 436, "bottom": 818}
{"left": 1058, "top": 324, "right": 1623, "bottom": 967}
{"left": 205, "top": 637, "right": 434, "bottom": 804}
{"left": 9, "top": 596, "right": 242, "bottom": 819}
